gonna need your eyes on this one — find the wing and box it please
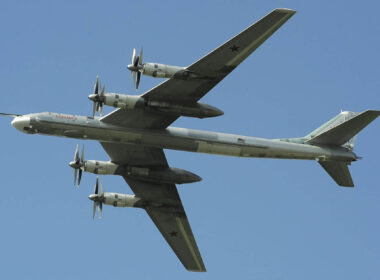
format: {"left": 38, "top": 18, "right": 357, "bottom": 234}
{"left": 144, "top": 205, "right": 206, "bottom": 272}
{"left": 101, "top": 8, "right": 295, "bottom": 129}
{"left": 100, "top": 142, "right": 206, "bottom": 271}
{"left": 143, "top": 8, "right": 296, "bottom": 103}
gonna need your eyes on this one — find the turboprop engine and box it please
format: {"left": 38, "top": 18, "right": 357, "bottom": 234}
{"left": 88, "top": 77, "right": 223, "bottom": 118}
{"left": 69, "top": 145, "right": 201, "bottom": 185}
{"left": 83, "top": 160, "right": 119, "bottom": 175}
{"left": 101, "top": 94, "right": 223, "bottom": 118}
{"left": 69, "top": 145, "right": 119, "bottom": 186}
{"left": 89, "top": 177, "right": 145, "bottom": 219}
{"left": 127, "top": 48, "right": 186, "bottom": 89}
{"left": 141, "top": 62, "right": 185, "bottom": 78}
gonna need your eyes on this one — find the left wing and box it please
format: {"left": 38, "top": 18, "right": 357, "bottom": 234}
{"left": 144, "top": 205, "right": 206, "bottom": 272}
{"left": 101, "top": 8, "right": 295, "bottom": 129}
{"left": 100, "top": 142, "right": 206, "bottom": 271}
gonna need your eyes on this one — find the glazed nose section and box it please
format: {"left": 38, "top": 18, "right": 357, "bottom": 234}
{"left": 11, "top": 116, "right": 30, "bottom": 132}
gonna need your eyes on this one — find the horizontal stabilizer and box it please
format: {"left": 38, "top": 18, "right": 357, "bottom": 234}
{"left": 307, "top": 110, "right": 380, "bottom": 146}
{"left": 319, "top": 161, "right": 354, "bottom": 187}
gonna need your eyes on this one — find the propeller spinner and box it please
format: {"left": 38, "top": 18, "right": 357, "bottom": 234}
{"left": 69, "top": 144, "right": 85, "bottom": 186}
{"left": 127, "top": 48, "right": 143, "bottom": 90}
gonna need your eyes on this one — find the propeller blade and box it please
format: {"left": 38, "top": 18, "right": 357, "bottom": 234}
{"left": 80, "top": 145, "right": 85, "bottom": 162}
{"left": 94, "top": 177, "right": 99, "bottom": 194}
{"left": 138, "top": 47, "right": 143, "bottom": 66}
{"left": 132, "top": 48, "right": 136, "bottom": 65}
{"left": 74, "top": 144, "right": 79, "bottom": 162}
{"left": 100, "top": 85, "right": 105, "bottom": 97}
{"left": 99, "top": 86, "right": 105, "bottom": 116}
{"left": 134, "top": 56, "right": 139, "bottom": 67}
{"left": 78, "top": 169, "right": 82, "bottom": 186}
{"left": 92, "top": 202, "right": 97, "bottom": 219}
{"left": 94, "top": 76, "right": 99, "bottom": 95}
{"left": 92, "top": 101, "right": 97, "bottom": 117}
{"left": 136, "top": 72, "right": 141, "bottom": 90}
{"left": 74, "top": 168, "right": 78, "bottom": 185}
{"left": 99, "top": 202, "right": 103, "bottom": 219}
{"left": 132, "top": 71, "right": 137, "bottom": 87}
{"left": 97, "top": 81, "right": 101, "bottom": 96}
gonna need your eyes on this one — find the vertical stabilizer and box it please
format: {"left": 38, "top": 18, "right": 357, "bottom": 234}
{"left": 306, "top": 110, "right": 380, "bottom": 149}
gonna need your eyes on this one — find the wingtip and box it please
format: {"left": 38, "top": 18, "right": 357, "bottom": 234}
{"left": 187, "top": 267, "right": 207, "bottom": 272}
{"left": 275, "top": 8, "right": 296, "bottom": 14}
{"left": 365, "top": 109, "right": 380, "bottom": 115}
{"left": 338, "top": 183, "right": 354, "bottom": 187}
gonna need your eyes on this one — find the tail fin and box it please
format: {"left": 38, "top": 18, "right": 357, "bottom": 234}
{"left": 306, "top": 110, "right": 380, "bottom": 187}
{"left": 305, "top": 110, "right": 380, "bottom": 150}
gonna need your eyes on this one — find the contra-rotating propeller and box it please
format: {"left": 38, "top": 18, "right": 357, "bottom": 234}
{"left": 88, "top": 176, "right": 104, "bottom": 219}
{"left": 127, "top": 48, "right": 143, "bottom": 90}
{"left": 88, "top": 76, "right": 105, "bottom": 117}
{"left": 69, "top": 144, "right": 85, "bottom": 186}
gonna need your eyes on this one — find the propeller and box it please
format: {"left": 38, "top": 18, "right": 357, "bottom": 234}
{"left": 69, "top": 144, "right": 85, "bottom": 186}
{"left": 88, "top": 76, "right": 105, "bottom": 117}
{"left": 127, "top": 48, "right": 143, "bottom": 90}
{"left": 89, "top": 177, "right": 104, "bottom": 219}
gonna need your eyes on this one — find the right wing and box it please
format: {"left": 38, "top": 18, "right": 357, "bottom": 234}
{"left": 101, "top": 8, "right": 296, "bottom": 129}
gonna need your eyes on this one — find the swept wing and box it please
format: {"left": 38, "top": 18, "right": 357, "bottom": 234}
{"left": 100, "top": 142, "right": 206, "bottom": 271}
{"left": 101, "top": 8, "right": 296, "bottom": 129}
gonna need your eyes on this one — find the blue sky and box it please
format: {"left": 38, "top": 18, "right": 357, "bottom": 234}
{"left": 1, "top": 1, "right": 379, "bottom": 279}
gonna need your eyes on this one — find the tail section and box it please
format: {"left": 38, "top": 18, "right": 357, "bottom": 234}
{"left": 305, "top": 110, "right": 380, "bottom": 187}
{"left": 305, "top": 110, "right": 380, "bottom": 149}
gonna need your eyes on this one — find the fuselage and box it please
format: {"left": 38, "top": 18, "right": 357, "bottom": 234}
{"left": 11, "top": 112, "right": 356, "bottom": 162}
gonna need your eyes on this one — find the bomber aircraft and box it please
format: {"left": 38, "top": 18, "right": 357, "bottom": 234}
{"left": 1, "top": 8, "right": 379, "bottom": 272}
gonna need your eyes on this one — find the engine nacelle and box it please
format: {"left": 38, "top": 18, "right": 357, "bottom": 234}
{"left": 142, "top": 63, "right": 185, "bottom": 78}
{"left": 103, "top": 94, "right": 144, "bottom": 110}
{"left": 126, "top": 166, "right": 202, "bottom": 184}
{"left": 146, "top": 100, "right": 224, "bottom": 118}
{"left": 84, "top": 160, "right": 119, "bottom": 175}
{"left": 103, "top": 193, "right": 144, "bottom": 208}
{"left": 101, "top": 92, "right": 223, "bottom": 119}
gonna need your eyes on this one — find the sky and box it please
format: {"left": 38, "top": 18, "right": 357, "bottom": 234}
{"left": 0, "top": 1, "right": 379, "bottom": 279}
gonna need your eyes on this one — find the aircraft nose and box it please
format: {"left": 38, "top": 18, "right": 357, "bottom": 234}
{"left": 11, "top": 116, "right": 30, "bottom": 132}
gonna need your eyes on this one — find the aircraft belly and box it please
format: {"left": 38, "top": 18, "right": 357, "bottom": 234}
{"left": 196, "top": 141, "right": 241, "bottom": 156}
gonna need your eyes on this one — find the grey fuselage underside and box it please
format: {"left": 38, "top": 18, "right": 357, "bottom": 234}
{"left": 26, "top": 112, "right": 356, "bottom": 162}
